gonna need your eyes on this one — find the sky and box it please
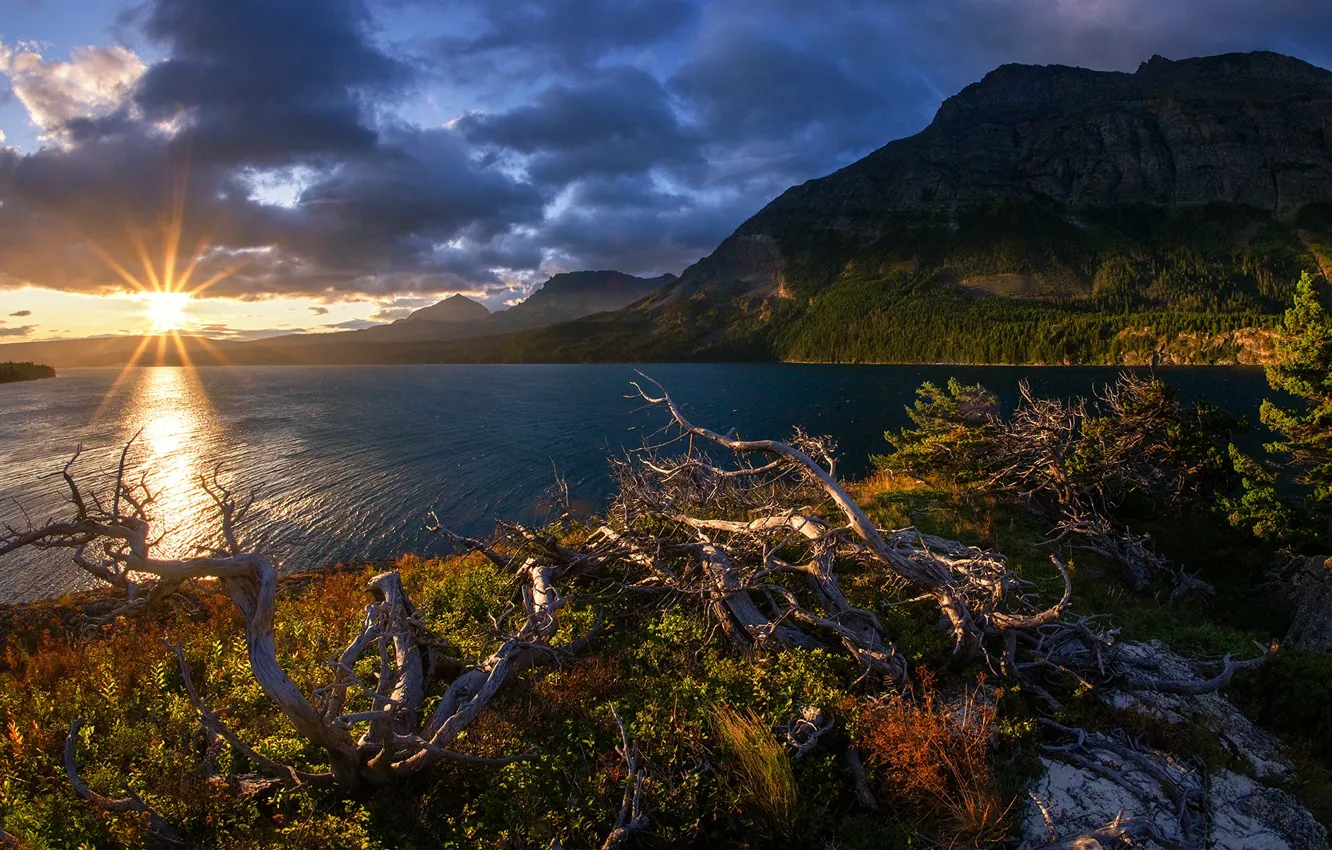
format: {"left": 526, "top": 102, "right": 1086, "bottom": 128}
{"left": 1, "top": 0, "right": 1331, "bottom": 342}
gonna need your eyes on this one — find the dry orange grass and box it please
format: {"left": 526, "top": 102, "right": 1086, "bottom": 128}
{"left": 858, "top": 674, "right": 1013, "bottom": 848}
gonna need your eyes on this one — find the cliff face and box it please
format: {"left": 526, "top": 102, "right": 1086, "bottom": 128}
{"left": 656, "top": 51, "right": 1332, "bottom": 303}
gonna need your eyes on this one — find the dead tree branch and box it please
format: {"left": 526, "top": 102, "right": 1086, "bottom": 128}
{"left": 1, "top": 446, "right": 591, "bottom": 806}
{"left": 65, "top": 718, "right": 183, "bottom": 844}
{"left": 601, "top": 705, "right": 648, "bottom": 850}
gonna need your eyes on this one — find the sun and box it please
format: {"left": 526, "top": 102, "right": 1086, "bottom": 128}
{"left": 140, "top": 291, "right": 193, "bottom": 333}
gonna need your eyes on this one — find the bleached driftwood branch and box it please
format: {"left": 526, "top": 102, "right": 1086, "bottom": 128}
{"left": 1, "top": 444, "right": 594, "bottom": 825}
{"left": 600, "top": 705, "right": 648, "bottom": 850}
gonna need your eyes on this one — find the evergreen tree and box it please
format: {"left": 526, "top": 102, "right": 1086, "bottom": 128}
{"left": 1257, "top": 271, "right": 1332, "bottom": 536}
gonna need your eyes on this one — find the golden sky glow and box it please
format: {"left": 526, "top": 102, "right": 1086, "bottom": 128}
{"left": 0, "top": 286, "right": 397, "bottom": 341}
{"left": 0, "top": 167, "right": 462, "bottom": 342}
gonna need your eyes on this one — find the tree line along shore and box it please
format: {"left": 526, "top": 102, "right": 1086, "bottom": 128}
{"left": 0, "top": 362, "right": 54, "bottom": 384}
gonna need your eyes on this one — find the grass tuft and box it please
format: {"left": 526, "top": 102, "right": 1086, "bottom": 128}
{"left": 711, "top": 705, "right": 799, "bottom": 837}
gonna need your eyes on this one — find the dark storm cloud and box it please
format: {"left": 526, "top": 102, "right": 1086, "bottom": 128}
{"left": 0, "top": 125, "right": 285, "bottom": 295}
{"left": 670, "top": 33, "right": 910, "bottom": 160}
{"left": 432, "top": 0, "right": 695, "bottom": 81}
{"left": 133, "top": 0, "right": 412, "bottom": 164}
{"left": 537, "top": 175, "right": 760, "bottom": 274}
{"left": 281, "top": 126, "right": 544, "bottom": 270}
{"left": 2, "top": 0, "right": 1330, "bottom": 308}
{"left": 457, "top": 67, "right": 704, "bottom": 185}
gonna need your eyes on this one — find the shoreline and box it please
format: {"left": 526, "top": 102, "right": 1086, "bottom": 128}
{"left": 18, "top": 359, "right": 1269, "bottom": 371}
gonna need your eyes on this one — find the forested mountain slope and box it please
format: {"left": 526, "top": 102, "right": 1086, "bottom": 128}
{"left": 504, "top": 51, "right": 1332, "bottom": 365}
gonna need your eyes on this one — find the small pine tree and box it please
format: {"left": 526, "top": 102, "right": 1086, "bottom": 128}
{"left": 873, "top": 379, "right": 998, "bottom": 481}
{"left": 1257, "top": 271, "right": 1332, "bottom": 536}
{"left": 1223, "top": 445, "right": 1298, "bottom": 541}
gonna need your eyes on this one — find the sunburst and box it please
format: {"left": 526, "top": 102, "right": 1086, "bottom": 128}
{"left": 80, "top": 165, "right": 261, "bottom": 418}
{"left": 141, "top": 290, "right": 193, "bottom": 333}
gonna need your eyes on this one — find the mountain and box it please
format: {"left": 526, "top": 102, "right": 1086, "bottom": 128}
{"left": 0, "top": 271, "right": 679, "bottom": 366}
{"left": 494, "top": 270, "right": 676, "bottom": 331}
{"left": 265, "top": 270, "right": 674, "bottom": 348}
{"left": 498, "top": 51, "right": 1332, "bottom": 365}
{"left": 403, "top": 293, "right": 491, "bottom": 324}
{"left": 656, "top": 51, "right": 1332, "bottom": 307}
{"left": 0, "top": 335, "right": 248, "bottom": 368}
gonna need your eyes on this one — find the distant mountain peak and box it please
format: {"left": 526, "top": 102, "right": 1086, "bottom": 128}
{"left": 932, "top": 50, "right": 1332, "bottom": 129}
{"left": 404, "top": 293, "right": 490, "bottom": 324}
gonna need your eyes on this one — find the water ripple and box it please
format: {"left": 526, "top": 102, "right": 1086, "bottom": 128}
{"left": 0, "top": 363, "right": 1270, "bottom": 602}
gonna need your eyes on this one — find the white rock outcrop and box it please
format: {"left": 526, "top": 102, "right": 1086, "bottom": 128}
{"left": 1020, "top": 640, "right": 1327, "bottom": 849}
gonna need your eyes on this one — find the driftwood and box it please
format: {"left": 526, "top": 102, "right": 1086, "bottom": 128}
{"left": 1039, "top": 719, "right": 1204, "bottom": 847}
{"left": 64, "top": 717, "right": 183, "bottom": 845}
{"left": 1, "top": 441, "right": 593, "bottom": 827}
{"left": 600, "top": 705, "right": 648, "bottom": 850}
{"left": 995, "top": 377, "right": 1188, "bottom": 592}
{"left": 784, "top": 705, "right": 834, "bottom": 758}
{"left": 612, "top": 376, "right": 1281, "bottom": 846}
{"left": 1033, "top": 813, "right": 1171, "bottom": 850}
{"left": 621, "top": 375, "right": 1076, "bottom": 662}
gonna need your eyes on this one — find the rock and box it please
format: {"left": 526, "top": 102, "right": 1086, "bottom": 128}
{"left": 1021, "top": 756, "right": 1330, "bottom": 850}
{"left": 1021, "top": 638, "right": 1328, "bottom": 850}
{"left": 1282, "top": 555, "right": 1332, "bottom": 652}
{"left": 1213, "top": 772, "right": 1330, "bottom": 850}
{"left": 1107, "top": 640, "right": 1291, "bottom": 779}
{"left": 1020, "top": 755, "right": 1178, "bottom": 850}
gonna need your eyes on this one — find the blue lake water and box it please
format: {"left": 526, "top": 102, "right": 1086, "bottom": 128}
{"left": 0, "top": 363, "right": 1273, "bottom": 602}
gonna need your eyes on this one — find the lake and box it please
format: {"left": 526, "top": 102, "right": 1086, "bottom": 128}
{"left": 0, "top": 363, "right": 1273, "bottom": 602}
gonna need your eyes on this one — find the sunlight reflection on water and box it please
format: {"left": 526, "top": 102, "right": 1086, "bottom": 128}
{"left": 119, "top": 367, "right": 216, "bottom": 560}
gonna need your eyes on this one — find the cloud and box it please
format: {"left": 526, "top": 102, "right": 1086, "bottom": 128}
{"left": 367, "top": 296, "right": 436, "bottom": 322}
{"left": 0, "top": 0, "right": 1330, "bottom": 319}
{"left": 9, "top": 310, "right": 32, "bottom": 317}
{"left": 194, "top": 322, "right": 308, "bottom": 340}
{"left": 459, "top": 66, "right": 704, "bottom": 185}
{"left": 431, "top": 0, "right": 696, "bottom": 83}
{"left": 671, "top": 32, "right": 911, "bottom": 170}
{"left": 537, "top": 175, "right": 757, "bottom": 274}
{"left": 280, "top": 126, "right": 545, "bottom": 274}
{"left": 0, "top": 41, "right": 145, "bottom": 143}
{"left": 0, "top": 325, "right": 35, "bottom": 337}
{"left": 131, "top": 0, "right": 413, "bottom": 165}
{"left": 0, "top": 0, "right": 540, "bottom": 303}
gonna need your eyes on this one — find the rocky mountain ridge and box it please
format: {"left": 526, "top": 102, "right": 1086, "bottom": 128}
{"left": 321, "top": 269, "right": 675, "bottom": 345}
{"left": 648, "top": 50, "right": 1332, "bottom": 310}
